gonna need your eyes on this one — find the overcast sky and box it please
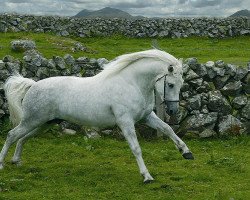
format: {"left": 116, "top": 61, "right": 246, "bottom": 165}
{"left": 0, "top": 0, "right": 249, "bottom": 17}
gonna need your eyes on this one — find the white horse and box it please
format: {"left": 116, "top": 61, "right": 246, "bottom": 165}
{"left": 0, "top": 49, "right": 193, "bottom": 183}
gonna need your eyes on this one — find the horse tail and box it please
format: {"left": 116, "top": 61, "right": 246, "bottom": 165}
{"left": 4, "top": 74, "right": 36, "bottom": 127}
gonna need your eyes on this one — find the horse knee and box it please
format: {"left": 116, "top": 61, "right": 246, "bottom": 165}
{"left": 132, "top": 146, "right": 142, "bottom": 156}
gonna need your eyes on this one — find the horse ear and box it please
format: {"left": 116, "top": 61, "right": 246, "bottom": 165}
{"left": 168, "top": 65, "right": 174, "bottom": 73}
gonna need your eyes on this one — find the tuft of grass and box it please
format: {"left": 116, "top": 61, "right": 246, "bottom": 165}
{"left": 0, "top": 33, "right": 250, "bottom": 66}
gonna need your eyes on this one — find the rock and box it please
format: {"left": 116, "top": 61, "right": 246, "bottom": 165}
{"left": 6, "top": 62, "right": 21, "bottom": 74}
{"left": 71, "top": 64, "right": 81, "bottom": 74}
{"left": 207, "top": 90, "right": 232, "bottom": 116}
{"left": 225, "top": 64, "right": 237, "bottom": 76}
{"left": 175, "top": 106, "right": 188, "bottom": 124}
{"left": 218, "top": 115, "right": 243, "bottom": 136}
{"left": 85, "top": 129, "right": 101, "bottom": 139}
{"left": 0, "top": 109, "right": 5, "bottom": 118}
{"left": 232, "top": 95, "right": 248, "bottom": 109}
{"left": 199, "top": 129, "right": 216, "bottom": 138}
{"left": 3, "top": 55, "right": 14, "bottom": 63}
{"left": 63, "top": 128, "right": 76, "bottom": 135}
{"left": 187, "top": 95, "right": 201, "bottom": 111}
{"left": 0, "top": 69, "right": 10, "bottom": 81}
{"left": 11, "top": 40, "right": 36, "bottom": 52}
{"left": 221, "top": 81, "right": 242, "bottom": 96}
{"left": 72, "top": 42, "right": 87, "bottom": 52}
{"left": 0, "top": 60, "right": 5, "bottom": 70}
{"left": 189, "top": 78, "right": 203, "bottom": 88}
{"left": 64, "top": 54, "right": 75, "bottom": 66}
{"left": 213, "top": 75, "right": 230, "bottom": 89}
{"left": 215, "top": 60, "right": 226, "bottom": 68}
{"left": 184, "top": 69, "right": 199, "bottom": 81}
{"left": 53, "top": 56, "right": 66, "bottom": 70}
{"left": 195, "top": 64, "right": 207, "bottom": 77}
{"left": 240, "top": 100, "right": 250, "bottom": 120}
{"left": 205, "top": 61, "right": 215, "bottom": 68}
{"left": 97, "top": 58, "right": 109, "bottom": 69}
{"left": 234, "top": 67, "right": 248, "bottom": 81}
{"left": 178, "top": 112, "right": 218, "bottom": 133}
{"left": 36, "top": 67, "right": 49, "bottom": 79}
{"left": 60, "top": 30, "right": 69, "bottom": 37}
{"left": 185, "top": 58, "right": 198, "bottom": 70}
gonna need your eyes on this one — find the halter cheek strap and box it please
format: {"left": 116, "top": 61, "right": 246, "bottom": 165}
{"left": 156, "top": 74, "right": 180, "bottom": 105}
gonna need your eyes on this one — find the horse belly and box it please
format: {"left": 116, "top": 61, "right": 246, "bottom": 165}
{"left": 58, "top": 102, "right": 116, "bottom": 128}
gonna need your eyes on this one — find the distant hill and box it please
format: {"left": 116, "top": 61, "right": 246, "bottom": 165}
{"left": 75, "top": 7, "right": 133, "bottom": 19}
{"left": 229, "top": 9, "right": 250, "bottom": 17}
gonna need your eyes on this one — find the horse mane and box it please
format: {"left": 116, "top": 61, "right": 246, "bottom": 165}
{"left": 96, "top": 49, "right": 180, "bottom": 79}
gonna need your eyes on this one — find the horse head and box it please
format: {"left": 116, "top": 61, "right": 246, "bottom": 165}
{"left": 155, "top": 59, "right": 183, "bottom": 116}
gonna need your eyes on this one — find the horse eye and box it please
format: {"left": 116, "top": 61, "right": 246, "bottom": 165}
{"left": 168, "top": 83, "right": 174, "bottom": 88}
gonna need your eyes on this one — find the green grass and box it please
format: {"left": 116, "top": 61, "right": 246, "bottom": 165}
{"left": 0, "top": 124, "right": 249, "bottom": 200}
{"left": 0, "top": 32, "right": 250, "bottom": 66}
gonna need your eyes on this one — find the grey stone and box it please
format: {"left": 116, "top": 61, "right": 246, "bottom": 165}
{"left": 199, "top": 129, "right": 216, "bottom": 138}
{"left": 224, "top": 64, "right": 237, "bottom": 76}
{"left": 0, "top": 60, "right": 5, "bottom": 70}
{"left": 189, "top": 78, "right": 203, "bottom": 88}
{"left": 64, "top": 54, "right": 75, "bottom": 66}
{"left": 36, "top": 67, "right": 49, "bottom": 79}
{"left": 175, "top": 106, "right": 188, "bottom": 124}
{"left": 207, "top": 90, "right": 232, "bottom": 116}
{"left": 53, "top": 56, "right": 66, "bottom": 70}
{"left": 195, "top": 64, "right": 207, "bottom": 77}
{"left": 221, "top": 81, "right": 242, "bottom": 96}
{"left": 205, "top": 61, "right": 215, "bottom": 68}
{"left": 241, "top": 100, "right": 250, "bottom": 120}
{"left": 97, "top": 58, "right": 109, "bottom": 69}
{"left": 11, "top": 40, "right": 36, "bottom": 52}
{"left": 234, "top": 67, "right": 248, "bottom": 81}
{"left": 0, "top": 109, "right": 5, "bottom": 118}
{"left": 178, "top": 112, "right": 218, "bottom": 133}
{"left": 72, "top": 42, "right": 87, "bottom": 52}
{"left": 215, "top": 60, "right": 226, "bottom": 68}
{"left": 187, "top": 95, "right": 201, "bottom": 111}
{"left": 3, "top": 55, "right": 14, "bottom": 63}
{"left": 232, "top": 95, "right": 248, "bottom": 109}
{"left": 213, "top": 75, "right": 230, "bottom": 89}
{"left": 6, "top": 62, "right": 20, "bottom": 74}
{"left": 71, "top": 64, "right": 81, "bottom": 74}
{"left": 184, "top": 69, "right": 199, "bottom": 81}
{"left": 185, "top": 57, "right": 198, "bottom": 70}
{"left": 60, "top": 30, "right": 69, "bottom": 37}
{"left": 218, "top": 115, "right": 243, "bottom": 136}
{"left": 63, "top": 128, "right": 76, "bottom": 135}
{"left": 0, "top": 69, "right": 10, "bottom": 81}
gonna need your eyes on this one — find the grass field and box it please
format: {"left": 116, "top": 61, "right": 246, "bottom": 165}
{"left": 0, "top": 126, "right": 249, "bottom": 200}
{"left": 0, "top": 32, "right": 250, "bottom": 66}
{"left": 0, "top": 33, "right": 250, "bottom": 199}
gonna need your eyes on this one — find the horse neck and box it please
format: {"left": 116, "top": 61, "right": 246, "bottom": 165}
{"left": 119, "top": 58, "right": 165, "bottom": 94}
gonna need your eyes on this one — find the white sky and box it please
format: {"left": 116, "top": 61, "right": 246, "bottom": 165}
{"left": 0, "top": 0, "right": 249, "bottom": 17}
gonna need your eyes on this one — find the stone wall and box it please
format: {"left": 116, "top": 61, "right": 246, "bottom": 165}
{"left": 0, "top": 48, "right": 249, "bottom": 137}
{"left": 0, "top": 14, "right": 250, "bottom": 38}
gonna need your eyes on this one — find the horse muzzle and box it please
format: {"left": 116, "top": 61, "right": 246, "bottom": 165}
{"left": 165, "top": 100, "right": 179, "bottom": 116}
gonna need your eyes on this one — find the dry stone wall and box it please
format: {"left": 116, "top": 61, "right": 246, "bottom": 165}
{"left": 0, "top": 48, "right": 249, "bottom": 137}
{"left": 0, "top": 14, "right": 250, "bottom": 38}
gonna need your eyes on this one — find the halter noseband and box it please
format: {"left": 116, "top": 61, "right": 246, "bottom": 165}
{"left": 156, "top": 74, "right": 180, "bottom": 105}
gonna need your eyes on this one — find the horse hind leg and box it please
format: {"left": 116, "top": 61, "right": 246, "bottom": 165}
{"left": 0, "top": 123, "right": 37, "bottom": 169}
{"left": 11, "top": 123, "right": 54, "bottom": 165}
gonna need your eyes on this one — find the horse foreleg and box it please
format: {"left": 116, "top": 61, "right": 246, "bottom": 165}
{"left": 116, "top": 115, "right": 154, "bottom": 183}
{"left": 0, "top": 124, "right": 36, "bottom": 169}
{"left": 145, "top": 112, "right": 194, "bottom": 160}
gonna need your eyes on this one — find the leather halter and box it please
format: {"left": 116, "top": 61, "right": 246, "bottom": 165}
{"left": 156, "top": 74, "right": 180, "bottom": 105}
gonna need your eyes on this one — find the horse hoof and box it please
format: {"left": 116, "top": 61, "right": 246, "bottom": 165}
{"left": 182, "top": 152, "right": 194, "bottom": 160}
{"left": 144, "top": 179, "right": 154, "bottom": 184}
{"left": 11, "top": 160, "right": 22, "bottom": 166}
